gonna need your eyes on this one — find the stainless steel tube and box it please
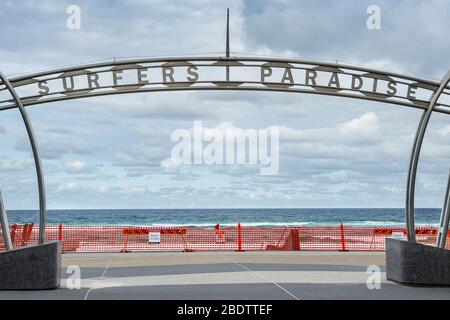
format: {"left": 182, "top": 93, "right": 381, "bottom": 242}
{"left": 0, "top": 190, "right": 13, "bottom": 251}
{"left": 436, "top": 170, "right": 450, "bottom": 248}
{"left": 0, "top": 70, "right": 46, "bottom": 244}
{"left": 405, "top": 70, "right": 450, "bottom": 242}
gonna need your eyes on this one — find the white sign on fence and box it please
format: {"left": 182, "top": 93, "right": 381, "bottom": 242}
{"left": 149, "top": 232, "right": 161, "bottom": 244}
{"left": 391, "top": 231, "right": 404, "bottom": 240}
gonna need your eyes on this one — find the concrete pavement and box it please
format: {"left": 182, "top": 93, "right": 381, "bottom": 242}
{"left": 0, "top": 251, "right": 449, "bottom": 300}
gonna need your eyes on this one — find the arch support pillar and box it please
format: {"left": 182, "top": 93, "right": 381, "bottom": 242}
{"left": 0, "top": 190, "right": 12, "bottom": 250}
{"left": 0, "top": 70, "right": 46, "bottom": 244}
{"left": 405, "top": 70, "right": 450, "bottom": 242}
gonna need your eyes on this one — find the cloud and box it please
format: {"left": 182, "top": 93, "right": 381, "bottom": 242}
{"left": 98, "top": 185, "right": 109, "bottom": 193}
{"left": 114, "top": 143, "right": 167, "bottom": 167}
{"left": 161, "top": 157, "right": 183, "bottom": 172}
{"left": 0, "top": 1, "right": 449, "bottom": 209}
{"left": 439, "top": 124, "right": 450, "bottom": 136}
{"left": 272, "top": 112, "right": 381, "bottom": 147}
{"left": 63, "top": 160, "right": 97, "bottom": 174}
{"left": 242, "top": 0, "right": 450, "bottom": 77}
{"left": 57, "top": 182, "right": 82, "bottom": 192}
{"left": 336, "top": 112, "right": 378, "bottom": 138}
{"left": 40, "top": 141, "right": 95, "bottom": 159}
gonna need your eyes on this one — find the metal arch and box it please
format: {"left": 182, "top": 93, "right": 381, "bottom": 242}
{"left": 436, "top": 169, "right": 450, "bottom": 248}
{"left": 0, "top": 56, "right": 449, "bottom": 243}
{"left": 0, "top": 56, "right": 450, "bottom": 114}
{"left": 406, "top": 70, "right": 450, "bottom": 242}
{"left": 0, "top": 70, "right": 46, "bottom": 245}
{"left": 4, "top": 86, "right": 449, "bottom": 115}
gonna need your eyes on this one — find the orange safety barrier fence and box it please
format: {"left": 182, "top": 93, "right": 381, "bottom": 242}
{"left": 0, "top": 224, "right": 449, "bottom": 253}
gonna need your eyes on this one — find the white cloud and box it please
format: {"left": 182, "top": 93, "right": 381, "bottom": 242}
{"left": 271, "top": 112, "right": 380, "bottom": 147}
{"left": 0, "top": 1, "right": 449, "bottom": 209}
{"left": 98, "top": 185, "right": 109, "bottom": 193}
{"left": 57, "top": 182, "right": 81, "bottom": 192}
{"left": 161, "top": 156, "right": 183, "bottom": 172}
{"left": 337, "top": 112, "right": 379, "bottom": 137}
{"left": 64, "top": 160, "right": 96, "bottom": 174}
{"left": 439, "top": 125, "right": 450, "bottom": 136}
{"left": 0, "top": 158, "right": 33, "bottom": 171}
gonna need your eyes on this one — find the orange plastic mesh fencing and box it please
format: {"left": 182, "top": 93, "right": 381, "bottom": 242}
{"left": 0, "top": 224, "right": 449, "bottom": 253}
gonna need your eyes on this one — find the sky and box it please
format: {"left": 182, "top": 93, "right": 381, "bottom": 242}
{"left": 0, "top": 0, "right": 450, "bottom": 210}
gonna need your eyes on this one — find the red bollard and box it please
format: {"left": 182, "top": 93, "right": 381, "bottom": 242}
{"left": 339, "top": 222, "right": 347, "bottom": 251}
{"left": 58, "top": 223, "right": 63, "bottom": 241}
{"left": 237, "top": 222, "right": 242, "bottom": 251}
{"left": 58, "top": 223, "right": 64, "bottom": 254}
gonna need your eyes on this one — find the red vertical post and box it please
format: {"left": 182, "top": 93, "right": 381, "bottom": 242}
{"left": 58, "top": 223, "right": 63, "bottom": 241}
{"left": 11, "top": 224, "right": 17, "bottom": 244}
{"left": 58, "top": 223, "right": 64, "bottom": 254}
{"left": 339, "top": 222, "right": 347, "bottom": 251}
{"left": 237, "top": 222, "right": 242, "bottom": 251}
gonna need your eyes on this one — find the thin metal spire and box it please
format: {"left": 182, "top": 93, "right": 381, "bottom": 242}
{"left": 226, "top": 8, "right": 230, "bottom": 58}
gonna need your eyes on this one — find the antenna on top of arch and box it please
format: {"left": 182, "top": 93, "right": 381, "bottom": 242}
{"left": 226, "top": 8, "right": 230, "bottom": 58}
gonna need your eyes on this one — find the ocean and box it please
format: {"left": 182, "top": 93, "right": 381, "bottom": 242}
{"left": 4, "top": 208, "right": 442, "bottom": 227}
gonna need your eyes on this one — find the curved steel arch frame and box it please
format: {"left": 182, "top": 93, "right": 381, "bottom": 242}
{"left": 0, "top": 70, "right": 46, "bottom": 244}
{"left": 1, "top": 56, "right": 450, "bottom": 243}
{"left": 406, "top": 70, "right": 450, "bottom": 241}
{"left": 2, "top": 56, "right": 450, "bottom": 114}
